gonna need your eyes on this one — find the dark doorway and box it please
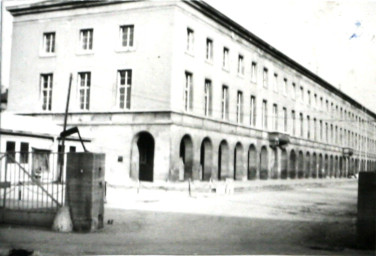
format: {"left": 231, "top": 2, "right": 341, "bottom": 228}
{"left": 218, "top": 140, "right": 229, "bottom": 180}
{"left": 180, "top": 135, "right": 193, "bottom": 180}
{"left": 200, "top": 138, "right": 213, "bottom": 181}
{"left": 248, "top": 145, "right": 257, "bottom": 180}
{"left": 137, "top": 132, "right": 155, "bottom": 182}
{"left": 260, "top": 146, "right": 268, "bottom": 180}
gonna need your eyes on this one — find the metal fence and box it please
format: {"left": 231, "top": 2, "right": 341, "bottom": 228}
{"left": 0, "top": 152, "right": 66, "bottom": 212}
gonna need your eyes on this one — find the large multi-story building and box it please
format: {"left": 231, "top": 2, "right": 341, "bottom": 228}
{"left": 6, "top": 0, "right": 376, "bottom": 184}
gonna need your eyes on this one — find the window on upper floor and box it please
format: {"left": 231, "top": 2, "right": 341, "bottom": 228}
{"left": 78, "top": 72, "right": 91, "bottom": 110}
{"left": 263, "top": 68, "right": 268, "bottom": 88}
{"left": 291, "top": 83, "right": 296, "bottom": 99}
{"left": 221, "top": 85, "right": 229, "bottom": 120}
{"left": 80, "top": 29, "right": 93, "bottom": 51}
{"left": 262, "top": 100, "right": 268, "bottom": 129}
{"left": 299, "top": 113, "right": 304, "bottom": 137}
{"left": 320, "top": 97, "right": 323, "bottom": 109}
{"left": 307, "top": 90, "right": 311, "bottom": 105}
{"left": 223, "top": 47, "right": 229, "bottom": 70}
{"left": 43, "top": 32, "right": 55, "bottom": 54}
{"left": 313, "top": 118, "right": 317, "bottom": 140}
{"left": 314, "top": 94, "right": 317, "bottom": 107}
{"left": 236, "top": 91, "right": 243, "bottom": 123}
{"left": 272, "top": 103, "right": 278, "bottom": 131}
{"left": 204, "top": 79, "right": 212, "bottom": 117}
{"left": 206, "top": 38, "right": 213, "bottom": 62}
{"left": 273, "top": 73, "right": 278, "bottom": 92}
{"left": 291, "top": 110, "right": 296, "bottom": 136}
{"left": 20, "top": 142, "right": 29, "bottom": 164}
{"left": 117, "top": 70, "right": 132, "bottom": 109}
{"left": 283, "top": 107, "right": 287, "bottom": 132}
{"left": 186, "top": 28, "right": 194, "bottom": 54}
{"left": 237, "top": 55, "right": 244, "bottom": 76}
{"left": 307, "top": 115, "right": 310, "bottom": 139}
{"left": 6, "top": 141, "right": 16, "bottom": 163}
{"left": 300, "top": 86, "right": 304, "bottom": 101}
{"left": 251, "top": 62, "right": 257, "bottom": 84}
{"left": 184, "top": 72, "right": 193, "bottom": 112}
{"left": 40, "top": 73, "right": 53, "bottom": 111}
{"left": 250, "top": 95, "right": 256, "bottom": 127}
{"left": 283, "top": 78, "right": 287, "bottom": 95}
{"left": 319, "top": 120, "right": 323, "bottom": 141}
{"left": 120, "top": 25, "right": 134, "bottom": 48}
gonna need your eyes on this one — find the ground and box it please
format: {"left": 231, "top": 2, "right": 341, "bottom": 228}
{"left": 0, "top": 179, "right": 374, "bottom": 255}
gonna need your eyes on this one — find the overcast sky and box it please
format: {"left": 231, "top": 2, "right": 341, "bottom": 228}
{"left": 2, "top": 0, "right": 376, "bottom": 113}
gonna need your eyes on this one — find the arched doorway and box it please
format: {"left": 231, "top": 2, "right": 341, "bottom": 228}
{"left": 298, "top": 151, "right": 304, "bottom": 178}
{"left": 234, "top": 142, "right": 243, "bottom": 180}
{"left": 180, "top": 135, "right": 194, "bottom": 180}
{"left": 271, "top": 147, "right": 278, "bottom": 179}
{"left": 312, "top": 153, "right": 317, "bottom": 178}
{"left": 200, "top": 137, "right": 213, "bottom": 181}
{"left": 329, "top": 155, "right": 333, "bottom": 177}
{"left": 305, "top": 152, "right": 311, "bottom": 178}
{"left": 334, "top": 156, "right": 338, "bottom": 178}
{"left": 339, "top": 157, "right": 343, "bottom": 178}
{"left": 260, "top": 146, "right": 268, "bottom": 180}
{"left": 135, "top": 132, "right": 155, "bottom": 182}
{"left": 218, "top": 140, "right": 229, "bottom": 180}
{"left": 324, "top": 155, "right": 329, "bottom": 178}
{"left": 281, "top": 149, "right": 288, "bottom": 179}
{"left": 318, "top": 154, "right": 323, "bottom": 178}
{"left": 289, "top": 150, "right": 297, "bottom": 179}
{"left": 248, "top": 144, "right": 257, "bottom": 180}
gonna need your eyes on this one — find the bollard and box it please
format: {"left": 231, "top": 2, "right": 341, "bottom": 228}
{"left": 357, "top": 172, "right": 376, "bottom": 250}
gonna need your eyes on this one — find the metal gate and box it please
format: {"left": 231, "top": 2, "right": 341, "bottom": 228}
{"left": 0, "top": 151, "right": 66, "bottom": 226}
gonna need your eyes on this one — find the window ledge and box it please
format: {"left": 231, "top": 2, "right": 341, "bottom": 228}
{"left": 76, "top": 50, "right": 94, "bottom": 56}
{"left": 39, "top": 53, "right": 56, "bottom": 58}
{"left": 115, "top": 47, "right": 136, "bottom": 53}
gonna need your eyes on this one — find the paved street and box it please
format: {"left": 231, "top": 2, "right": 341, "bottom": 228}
{"left": 0, "top": 179, "right": 374, "bottom": 255}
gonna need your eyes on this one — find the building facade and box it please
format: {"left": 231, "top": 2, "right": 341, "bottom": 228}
{"left": 7, "top": 0, "right": 376, "bottom": 184}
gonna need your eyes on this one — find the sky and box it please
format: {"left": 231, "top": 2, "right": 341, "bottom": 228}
{"left": 1, "top": 0, "right": 376, "bottom": 112}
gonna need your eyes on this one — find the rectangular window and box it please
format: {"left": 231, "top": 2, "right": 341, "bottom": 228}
{"left": 307, "top": 90, "right": 311, "bottom": 105}
{"left": 291, "top": 110, "right": 296, "bottom": 135}
{"left": 237, "top": 55, "right": 244, "bottom": 75}
{"left": 300, "top": 86, "right": 304, "bottom": 101}
{"left": 251, "top": 62, "right": 257, "bottom": 83}
{"left": 250, "top": 95, "right": 256, "bottom": 127}
{"left": 78, "top": 72, "right": 91, "bottom": 110}
{"left": 320, "top": 97, "right": 323, "bottom": 109}
{"left": 80, "top": 29, "right": 93, "bottom": 50}
{"left": 300, "top": 113, "right": 304, "bottom": 137}
{"left": 283, "top": 107, "right": 287, "bottom": 132}
{"left": 69, "top": 146, "right": 76, "bottom": 153}
{"left": 206, "top": 38, "right": 213, "bottom": 61}
{"left": 326, "top": 100, "right": 329, "bottom": 111}
{"left": 204, "top": 79, "right": 212, "bottom": 116}
{"left": 43, "top": 32, "right": 55, "bottom": 53}
{"left": 292, "top": 83, "right": 296, "bottom": 99}
{"left": 314, "top": 94, "right": 317, "bottom": 108}
{"left": 40, "top": 74, "right": 53, "bottom": 111}
{"left": 117, "top": 70, "right": 132, "bottom": 109}
{"left": 221, "top": 86, "right": 229, "bottom": 120}
{"left": 186, "top": 28, "right": 194, "bottom": 53}
{"left": 6, "top": 141, "right": 16, "bottom": 163}
{"left": 330, "top": 124, "right": 333, "bottom": 143}
{"left": 283, "top": 78, "right": 287, "bottom": 95}
{"left": 325, "top": 122, "right": 328, "bottom": 142}
{"left": 319, "top": 120, "right": 323, "bottom": 141}
{"left": 313, "top": 118, "right": 317, "bottom": 140}
{"left": 262, "top": 100, "right": 268, "bottom": 129}
{"left": 236, "top": 91, "right": 243, "bottom": 123}
{"left": 273, "top": 73, "right": 278, "bottom": 92}
{"left": 307, "top": 115, "right": 310, "bottom": 139}
{"left": 184, "top": 72, "right": 193, "bottom": 111}
{"left": 20, "top": 142, "right": 29, "bottom": 164}
{"left": 263, "top": 68, "right": 268, "bottom": 88}
{"left": 120, "top": 25, "right": 134, "bottom": 48}
{"left": 223, "top": 47, "right": 229, "bottom": 70}
{"left": 272, "top": 104, "right": 278, "bottom": 130}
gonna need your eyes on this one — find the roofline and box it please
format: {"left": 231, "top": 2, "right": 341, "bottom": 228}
{"left": 6, "top": 0, "right": 376, "bottom": 119}
{"left": 185, "top": 0, "right": 376, "bottom": 120}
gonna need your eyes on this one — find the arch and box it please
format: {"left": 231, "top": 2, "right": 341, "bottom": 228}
{"left": 218, "top": 140, "right": 229, "bottom": 180}
{"left": 334, "top": 156, "right": 338, "bottom": 178}
{"left": 281, "top": 148, "right": 288, "bottom": 179}
{"left": 270, "top": 147, "right": 278, "bottom": 179}
{"left": 305, "top": 152, "right": 311, "bottom": 178}
{"left": 324, "top": 154, "right": 329, "bottom": 178}
{"left": 329, "top": 155, "right": 334, "bottom": 177}
{"left": 339, "top": 157, "right": 344, "bottom": 178}
{"left": 248, "top": 144, "right": 257, "bottom": 180}
{"left": 298, "top": 151, "right": 304, "bottom": 178}
{"left": 312, "top": 153, "right": 317, "bottom": 178}
{"left": 131, "top": 131, "right": 155, "bottom": 182}
{"left": 200, "top": 137, "right": 213, "bottom": 181}
{"left": 318, "top": 154, "right": 323, "bottom": 178}
{"left": 234, "top": 142, "right": 244, "bottom": 180}
{"left": 180, "top": 135, "right": 194, "bottom": 180}
{"left": 260, "top": 146, "right": 268, "bottom": 180}
{"left": 289, "top": 150, "right": 297, "bottom": 179}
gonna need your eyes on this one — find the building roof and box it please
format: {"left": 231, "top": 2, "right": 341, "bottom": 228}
{"left": 7, "top": 0, "right": 376, "bottom": 120}
{"left": 0, "top": 112, "right": 90, "bottom": 142}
